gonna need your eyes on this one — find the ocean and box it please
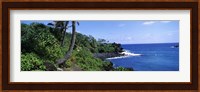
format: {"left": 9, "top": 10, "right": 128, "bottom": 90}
{"left": 108, "top": 43, "right": 179, "bottom": 71}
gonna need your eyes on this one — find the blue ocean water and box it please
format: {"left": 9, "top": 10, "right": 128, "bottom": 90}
{"left": 109, "top": 43, "right": 179, "bottom": 71}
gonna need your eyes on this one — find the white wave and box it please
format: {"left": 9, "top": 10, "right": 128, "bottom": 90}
{"left": 107, "top": 55, "right": 130, "bottom": 60}
{"left": 120, "top": 50, "right": 142, "bottom": 56}
{"left": 107, "top": 50, "right": 142, "bottom": 60}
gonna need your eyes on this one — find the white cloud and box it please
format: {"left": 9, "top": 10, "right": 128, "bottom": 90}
{"left": 142, "top": 21, "right": 156, "bottom": 25}
{"left": 126, "top": 37, "right": 133, "bottom": 40}
{"left": 160, "top": 21, "right": 171, "bottom": 23}
{"left": 143, "top": 20, "right": 171, "bottom": 25}
{"left": 118, "top": 24, "right": 126, "bottom": 27}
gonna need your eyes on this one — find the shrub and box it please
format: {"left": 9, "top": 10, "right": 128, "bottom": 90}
{"left": 21, "top": 53, "right": 46, "bottom": 71}
{"left": 114, "top": 66, "right": 134, "bottom": 71}
{"left": 33, "top": 30, "right": 63, "bottom": 61}
{"left": 21, "top": 23, "right": 64, "bottom": 61}
{"left": 102, "top": 61, "right": 114, "bottom": 71}
{"left": 75, "top": 49, "right": 103, "bottom": 71}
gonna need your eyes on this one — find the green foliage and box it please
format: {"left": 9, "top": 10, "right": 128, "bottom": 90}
{"left": 65, "top": 49, "right": 115, "bottom": 71}
{"left": 97, "top": 42, "right": 123, "bottom": 53}
{"left": 49, "top": 21, "right": 65, "bottom": 42}
{"left": 33, "top": 30, "right": 63, "bottom": 61}
{"left": 74, "top": 33, "right": 122, "bottom": 53}
{"left": 102, "top": 61, "right": 114, "bottom": 71}
{"left": 74, "top": 49, "right": 103, "bottom": 71}
{"left": 21, "top": 23, "right": 64, "bottom": 61}
{"left": 21, "top": 23, "right": 67, "bottom": 71}
{"left": 75, "top": 33, "right": 98, "bottom": 53}
{"left": 21, "top": 53, "right": 46, "bottom": 71}
{"left": 49, "top": 28, "right": 63, "bottom": 42}
{"left": 98, "top": 43, "right": 115, "bottom": 53}
{"left": 114, "top": 66, "right": 134, "bottom": 71}
{"left": 21, "top": 22, "right": 131, "bottom": 71}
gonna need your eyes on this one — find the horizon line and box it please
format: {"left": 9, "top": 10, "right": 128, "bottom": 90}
{"left": 120, "top": 42, "right": 179, "bottom": 45}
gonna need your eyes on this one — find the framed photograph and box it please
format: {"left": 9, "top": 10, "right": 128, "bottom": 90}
{"left": 2, "top": 1, "right": 198, "bottom": 91}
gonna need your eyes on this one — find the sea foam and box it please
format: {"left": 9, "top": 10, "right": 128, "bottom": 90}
{"left": 107, "top": 50, "right": 141, "bottom": 60}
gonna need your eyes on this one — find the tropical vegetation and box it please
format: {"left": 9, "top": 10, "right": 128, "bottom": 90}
{"left": 21, "top": 21, "right": 133, "bottom": 71}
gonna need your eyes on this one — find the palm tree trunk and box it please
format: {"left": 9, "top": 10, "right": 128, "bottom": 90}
{"left": 61, "top": 21, "right": 69, "bottom": 46}
{"left": 64, "top": 21, "right": 76, "bottom": 59}
{"left": 56, "top": 21, "right": 76, "bottom": 65}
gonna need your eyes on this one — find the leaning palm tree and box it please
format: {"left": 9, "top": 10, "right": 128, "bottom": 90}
{"left": 48, "top": 21, "right": 69, "bottom": 47}
{"left": 56, "top": 21, "right": 77, "bottom": 65}
{"left": 61, "top": 21, "right": 69, "bottom": 46}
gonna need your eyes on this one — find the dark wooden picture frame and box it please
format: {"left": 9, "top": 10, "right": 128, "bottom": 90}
{"left": 2, "top": 1, "right": 198, "bottom": 90}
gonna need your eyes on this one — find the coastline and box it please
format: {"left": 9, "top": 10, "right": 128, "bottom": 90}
{"left": 93, "top": 52, "right": 123, "bottom": 60}
{"left": 93, "top": 50, "right": 142, "bottom": 60}
{"left": 107, "top": 50, "right": 142, "bottom": 60}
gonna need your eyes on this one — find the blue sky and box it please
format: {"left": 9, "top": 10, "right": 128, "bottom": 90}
{"left": 22, "top": 20, "right": 179, "bottom": 44}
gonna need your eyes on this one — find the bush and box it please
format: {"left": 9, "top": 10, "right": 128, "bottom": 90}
{"left": 21, "top": 23, "right": 67, "bottom": 71}
{"left": 65, "top": 49, "right": 117, "bottom": 71}
{"left": 21, "top": 53, "right": 46, "bottom": 71}
{"left": 33, "top": 30, "right": 63, "bottom": 61}
{"left": 21, "top": 23, "right": 64, "bottom": 61}
{"left": 75, "top": 49, "right": 103, "bottom": 71}
{"left": 114, "top": 66, "right": 134, "bottom": 71}
{"left": 102, "top": 61, "right": 114, "bottom": 71}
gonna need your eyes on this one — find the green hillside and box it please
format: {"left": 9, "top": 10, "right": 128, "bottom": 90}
{"left": 21, "top": 22, "right": 133, "bottom": 71}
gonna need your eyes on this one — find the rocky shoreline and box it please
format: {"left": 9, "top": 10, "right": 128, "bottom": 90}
{"left": 93, "top": 50, "right": 142, "bottom": 60}
{"left": 93, "top": 52, "right": 123, "bottom": 60}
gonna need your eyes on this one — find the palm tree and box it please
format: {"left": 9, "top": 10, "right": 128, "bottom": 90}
{"left": 48, "top": 21, "right": 69, "bottom": 46}
{"left": 61, "top": 21, "right": 69, "bottom": 46}
{"left": 63, "top": 21, "right": 76, "bottom": 61}
{"left": 56, "top": 21, "right": 77, "bottom": 65}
